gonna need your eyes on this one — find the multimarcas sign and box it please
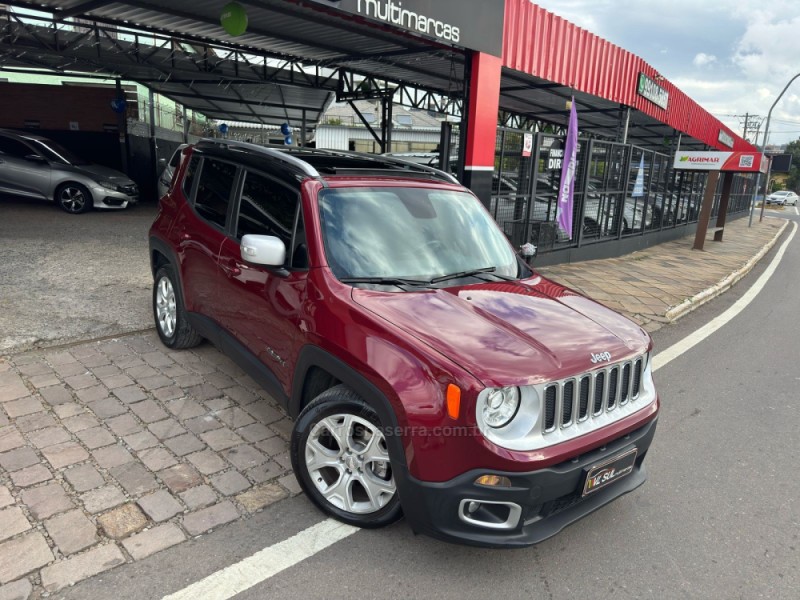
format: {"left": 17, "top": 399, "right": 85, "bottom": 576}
{"left": 306, "top": 0, "right": 505, "bottom": 56}
{"left": 673, "top": 151, "right": 766, "bottom": 173}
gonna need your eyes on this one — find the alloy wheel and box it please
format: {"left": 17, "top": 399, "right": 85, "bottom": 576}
{"left": 304, "top": 413, "right": 396, "bottom": 515}
{"left": 155, "top": 276, "right": 177, "bottom": 338}
{"left": 60, "top": 186, "right": 87, "bottom": 213}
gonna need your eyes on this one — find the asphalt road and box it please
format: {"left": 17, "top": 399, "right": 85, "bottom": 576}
{"left": 55, "top": 211, "right": 799, "bottom": 600}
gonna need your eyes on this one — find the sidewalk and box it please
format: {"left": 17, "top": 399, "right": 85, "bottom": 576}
{"left": 0, "top": 215, "right": 789, "bottom": 597}
{"left": 537, "top": 215, "right": 787, "bottom": 332}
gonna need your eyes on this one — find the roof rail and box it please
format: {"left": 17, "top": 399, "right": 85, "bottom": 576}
{"left": 195, "top": 139, "right": 460, "bottom": 185}
{"left": 196, "top": 138, "right": 320, "bottom": 177}
{"left": 307, "top": 148, "right": 460, "bottom": 185}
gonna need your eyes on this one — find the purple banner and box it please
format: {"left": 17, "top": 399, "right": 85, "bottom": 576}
{"left": 556, "top": 99, "right": 578, "bottom": 239}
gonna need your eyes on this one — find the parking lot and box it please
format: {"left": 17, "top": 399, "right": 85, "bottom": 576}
{"left": 0, "top": 197, "right": 155, "bottom": 354}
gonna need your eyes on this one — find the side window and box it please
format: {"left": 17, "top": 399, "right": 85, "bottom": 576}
{"left": 0, "top": 136, "right": 32, "bottom": 159}
{"left": 194, "top": 158, "right": 236, "bottom": 228}
{"left": 236, "top": 171, "right": 299, "bottom": 248}
{"left": 169, "top": 148, "right": 182, "bottom": 168}
{"left": 182, "top": 155, "right": 200, "bottom": 201}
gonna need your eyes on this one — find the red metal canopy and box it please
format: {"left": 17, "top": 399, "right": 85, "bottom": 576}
{"left": 502, "top": 1, "right": 755, "bottom": 152}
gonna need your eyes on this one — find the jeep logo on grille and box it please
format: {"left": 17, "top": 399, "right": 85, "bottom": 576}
{"left": 590, "top": 352, "right": 612, "bottom": 364}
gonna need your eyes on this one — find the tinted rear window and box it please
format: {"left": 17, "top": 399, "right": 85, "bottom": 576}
{"left": 194, "top": 158, "right": 237, "bottom": 229}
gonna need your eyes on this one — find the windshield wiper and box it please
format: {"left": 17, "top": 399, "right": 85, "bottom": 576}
{"left": 429, "top": 267, "right": 496, "bottom": 284}
{"left": 339, "top": 277, "right": 432, "bottom": 288}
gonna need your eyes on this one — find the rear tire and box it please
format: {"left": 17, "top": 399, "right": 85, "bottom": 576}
{"left": 291, "top": 385, "right": 402, "bottom": 528}
{"left": 153, "top": 265, "right": 203, "bottom": 349}
{"left": 56, "top": 182, "right": 92, "bottom": 214}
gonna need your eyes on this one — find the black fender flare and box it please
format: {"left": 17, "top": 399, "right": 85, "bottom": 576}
{"left": 290, "top": 345, "right": 408, "bottom": 473}
{"left": 148, "top": 236, "right": 178, "bottom": 276}
{"left": 149, "top": 236, "right": 198, "bottom": 328}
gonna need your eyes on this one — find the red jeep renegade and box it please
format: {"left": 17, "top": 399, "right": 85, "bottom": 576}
{"left": 149, "top": 139, "right": 659, "bottom": 547}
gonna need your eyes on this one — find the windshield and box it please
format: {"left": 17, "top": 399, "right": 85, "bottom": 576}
{"left": 26, "top": 139, "right": 89, "bottom": 165}
{"left": 319, "top": 187, "right": 521, "bottom": 284}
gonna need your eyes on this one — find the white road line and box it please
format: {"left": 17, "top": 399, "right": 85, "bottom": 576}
{"left": 653, "top": 220, "right": 797, "bottom": 372}
{"left": 794, "top": 206, "right": 799, "bottom": 216}
{"left": 163, "top": 221, "right": 796, "bottom": 599}
{"left": 162, "top": 519, "right": 358, "bottom": 600}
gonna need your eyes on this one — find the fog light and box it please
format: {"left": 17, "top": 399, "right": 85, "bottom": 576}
{"left": 475, "top": 474, "right": 512, "bottom": 488}
{"left": 467, "top": 501, "right": 480, "bottom": 514}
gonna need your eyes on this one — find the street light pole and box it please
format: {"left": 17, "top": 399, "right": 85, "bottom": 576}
{"left": 756, "top": 72, "right": 800, "bottom": 223}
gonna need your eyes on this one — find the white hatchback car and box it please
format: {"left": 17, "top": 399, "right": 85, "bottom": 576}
{"left": 765, "top": 190, "right": 799, "bottom": 206}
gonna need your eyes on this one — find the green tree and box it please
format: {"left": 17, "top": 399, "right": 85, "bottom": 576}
{"left": 781, "top": 139, "right": 800, "bottom": 191}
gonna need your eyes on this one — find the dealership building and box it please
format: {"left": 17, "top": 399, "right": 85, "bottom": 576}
{"left": 0, "top": 0, "right": 760, "bottom": 262}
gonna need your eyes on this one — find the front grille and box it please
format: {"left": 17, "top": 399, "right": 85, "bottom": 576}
{"left": 632, "top": 359, "right": 642, "bottom": 397}
{"left": 543, "top": 356, "right": 646, "bottom": 435}
{"left": 621, "top": 363, "right": 631, "bottom": 404}
{"left": 118, "top": 184, "right": 138, "bottom": 196}
{"left": 578, "top": 377, "right": 590, "bottom": 421}
{"left": 608, "top": 367, "right": 619, "bottom": 409}
{"left": 562, "top": 380, "right": 574, "bottom": 426}
{"left": 543, "top": 386, "right": 557, "bottom": 431}
{"left": 593, "top": 372, "right": 605, "bottom": 415}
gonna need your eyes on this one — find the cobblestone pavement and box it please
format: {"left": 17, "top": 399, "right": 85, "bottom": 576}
{"left": 0, "top": 213, "right": 790, "bottom": 598}
{"left": 0, "top": 333, "right": 297, "bottom": 596}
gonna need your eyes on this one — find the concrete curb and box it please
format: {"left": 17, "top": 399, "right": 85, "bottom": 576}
{"left": 664, "top": 219, "right": 789, "bottom": 322}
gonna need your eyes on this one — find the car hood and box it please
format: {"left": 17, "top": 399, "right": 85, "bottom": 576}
{"left": 71, "top": 163, "right": 136, "bottom": 185}
{"left": 352, "top": 276, "right": 649, "bottom": 387}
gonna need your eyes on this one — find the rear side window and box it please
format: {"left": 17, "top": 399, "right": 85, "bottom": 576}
{"left": 194, "top": 158, "right": 236, "bottom": 228}
{"left": 182, "top": 155, "right": 200, "bottom": 200}
{"left": 236, "top": 170, "right": 298, "bottom": 246}
{"left": 0, "top": 136, "right": 32, "bottom": 159}
{"left": 169, "top": 148, "right": 182, "bottom": 168}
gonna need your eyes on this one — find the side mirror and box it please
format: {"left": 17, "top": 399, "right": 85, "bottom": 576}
{"left": 241, "top": 234, "right": 286, "bottom": 267}
{"left": 24, "top": 154, "right": 47, "bottom": 163}
{"left": 519, "top": 242, "right": 537, "bottom": 265}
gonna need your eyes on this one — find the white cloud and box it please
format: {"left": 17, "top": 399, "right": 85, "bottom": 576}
{"left": 693, "top": 53, "right": 717, "bottom": 67}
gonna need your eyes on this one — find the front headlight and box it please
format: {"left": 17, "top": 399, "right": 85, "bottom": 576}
{"left": 481, "top": 387, "right": 521, "bottom": 428}
{"left": 98, "top": 180, "right": 118, "bottom": 192}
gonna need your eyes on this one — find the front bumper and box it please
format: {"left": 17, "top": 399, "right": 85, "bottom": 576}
{"left": 90, "top": 184, "right": 139, "bottom": 209}
{"left": 398, "top": 416, "right": 658, "bottom": 548}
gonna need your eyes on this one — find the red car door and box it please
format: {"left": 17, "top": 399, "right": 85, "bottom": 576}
{"left": 215, "top": 169, "right": 308, "bottom": 391}
{"left": 173, "top": 157, "right": 237, "bottom": 321}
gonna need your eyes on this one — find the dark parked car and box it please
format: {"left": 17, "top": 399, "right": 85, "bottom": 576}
{"left": 149, "top": 140, "right": 659, "bottom": 547}
{"left": 0, "top": 129, "right": 138, "bottom": 213}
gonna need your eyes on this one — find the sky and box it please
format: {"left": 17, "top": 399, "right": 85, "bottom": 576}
{"left": 531, "top": 0, "right": 800, "bottom": 147}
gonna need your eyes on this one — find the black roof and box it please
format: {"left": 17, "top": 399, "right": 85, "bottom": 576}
{"left": 193, "top": 139, "right": 460, "bottom": 187}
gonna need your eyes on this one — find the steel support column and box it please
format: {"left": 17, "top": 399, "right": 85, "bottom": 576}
{"left": 115, "top": 78, "right": 129, "bottom": 175}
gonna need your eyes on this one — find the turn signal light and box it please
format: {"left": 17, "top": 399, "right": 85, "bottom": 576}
{"left": 475, "top": 474, "right": 512, "bottom": 488}
{"left": 446, "top": 384, "right": 461, "bottom": 419}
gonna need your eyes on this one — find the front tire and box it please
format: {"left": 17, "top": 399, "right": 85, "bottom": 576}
{"left": 291, "top": 386, "right": 402, "bottom": 528}
{"left": 152, "top": 265, "right": 203, "bottom": 349}
{"left": 56, "top": 183, "right": 92, "bottom": 214}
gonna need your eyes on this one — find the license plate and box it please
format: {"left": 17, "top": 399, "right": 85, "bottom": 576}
{"left": 582, "top": 448, "right": 638, "bottom": 496}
